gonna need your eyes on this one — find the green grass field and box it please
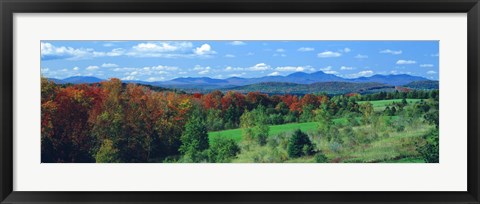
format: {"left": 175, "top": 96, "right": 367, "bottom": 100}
{"left": 208, "top": 121, "right": 319, "bottom": 143}
{"left": 358, "top": 99, "right": 423, "bottom": 111}
{"left": 208, "top": 98, "right": 434, "bottom": 163}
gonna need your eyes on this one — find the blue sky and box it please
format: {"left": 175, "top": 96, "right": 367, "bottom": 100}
{"left": 41, "top": 40, "right": 439, "bottom": 81}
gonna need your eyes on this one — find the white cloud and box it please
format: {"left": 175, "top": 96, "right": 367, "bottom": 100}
{"left": 198, "top": 70, "right": 210, "bottom": 75}
{"left": 343, "top": 48, "right": 351, "bottom": 53}
{"left": 273, "top": 53, "right": 287, "bottom": 57}
{"left": 396, "top": 60, "right": 417, "bottom": 65}
{"left": 297, "top": 47, "right": 315, "bottom": 52}
{"left": 427, "top": 70, "right": 437, "bottom": 75}
{"left": 121, "top": 75, "right": 136, "bottom": 81}
{"left": 276, "top": 66, "right": 308, "bottom": 72}
{"left": 276, "top": 48, "right": 286, "bottom": 52}
{"left": 41, "top": 68, "right": 49, "bottom": 73}
{"left": 146, "top": 77, "right": 158, "bottom": 82}
{"left": 133, "top": 42, "right": 192, "bottom": 52}
{"left": 324, "top": 70, "right": 339, "bottom": 74}
{"left": 229, "top": 41, "right": 246, "bottom": 46}
{"left": 340, "top": 66, "right": 355, "bottom": 70}
{"left": 319, "top": 66, "right": 332, "bottom": 71}
{"left": 268, "top": 72, "right": 281, "bottom": 76}
{"left": 229, "top": 72, "right": 246, "bottom": 77}
{"left": 354, "top": 54, "right": 368, "bottom": 59}
{"left": 246, "top": 52, "right": 255, "bottom": 56}
{"left": 41, "top": 42, "right": 91, "bottom": 60}
{"left": 101, "top": 63, "right": 118, "bottom": 68}
{"left": 380, "top": 49, "right": 402, "bottom": 55}
{"left": 149, "top": 65, "right": 178, "bottom": 71}
{"left": 224, "top": 54, "right": 236, "bottom": 58}
{"left": 420, "top": 64, "right": 434, "bottom": 67}
{"left": 346, "top": 70, "right": 374, "bottom": 78}
{"left": 86, "top": 65, "right": 99, "bottom": 70}
{"left": 431, "top": 53, "right": 439, "bottom": 57}
{"left": 194, "top": 44, "right": 216, "bottom": 55}
{"left": 72, "top": 67, "right": 79, "bottom": 71}
{"left": 317, "top": 51, "right": 341, "bottom": 58}
{"left": 249, "top": 63, "right": 271, "bottom": 71}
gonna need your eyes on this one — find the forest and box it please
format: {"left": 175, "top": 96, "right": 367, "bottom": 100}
{"left": 41, "top": 77, "right": 439, "bottom": 163}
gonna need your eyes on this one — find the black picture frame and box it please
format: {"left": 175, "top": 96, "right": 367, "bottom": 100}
{"left": 1, "top": 0, "right": 479, "bottom": 203}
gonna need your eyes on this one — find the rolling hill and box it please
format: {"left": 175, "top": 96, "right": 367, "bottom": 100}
{"left": 223, "top": 81, "right": 395, "bottom": 95}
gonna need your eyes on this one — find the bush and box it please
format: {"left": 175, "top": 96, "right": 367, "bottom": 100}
{"left": 208, "top": 137, "right": 241, "bottom": 163}
{"left": 314, "top": 152, "right": 328, "bottom": 163}
{"left": 287, "top": 129, "right": 315, "bottom": 158}
{"left": 417, "top": 129, "right": 439, "bottom": 163}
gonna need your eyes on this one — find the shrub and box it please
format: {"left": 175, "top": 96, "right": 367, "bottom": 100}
{"left": 287, "top": 129, "right": 315, "bottom": 158}
{"left": 314, "top": 152, "right": 328, "bottom": 163}
{"left": 208, "top": 137, "right": 241, "bottom": 163}
{"left": 417, "top": 129, "right": 439, "bottom": 163}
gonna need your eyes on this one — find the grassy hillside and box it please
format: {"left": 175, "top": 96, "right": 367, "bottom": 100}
{"left": 358, "top": 99, "right": 423, "bottom": 111}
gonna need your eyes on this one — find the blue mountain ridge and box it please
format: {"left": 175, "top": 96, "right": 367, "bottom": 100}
{"left": 49, "top": 71, "right": 433, "bottom": 87}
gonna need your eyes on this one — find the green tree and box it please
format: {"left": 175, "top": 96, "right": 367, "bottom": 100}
{"left": 208, "top": 137, "right": 241, "bottom": 162}
{"left": 287, "top": 129, "right": 315, "bottom": 158}
{"left": 359, "top": 102, "right": 374, "bottom": 124}
{"left": 240, "top": 106, "right": 270, "bottom": 146}
{"left": 179, "top": 109, "right": 209, "bottom": 162}
{"left": 95, "top": 139, "right": 120, "bottom": 163}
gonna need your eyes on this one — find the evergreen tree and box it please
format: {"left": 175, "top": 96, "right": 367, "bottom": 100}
{"left": 179, "top": 109, "right": 209, "bottom": 162}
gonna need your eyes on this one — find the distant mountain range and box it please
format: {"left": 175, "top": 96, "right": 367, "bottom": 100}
{"left": 49, "top": 71, "right": 434, "bottom": 90}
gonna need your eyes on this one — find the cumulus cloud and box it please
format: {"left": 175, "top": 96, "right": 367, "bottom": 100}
{"left": 276, "top": 66, "right": 308, "bottom": 72}
{"left": 276, "top": 48, "right": 286, "bottom": 52}
{"left": 346, "top": 70, "right": 374, "bottom": 78}
{"left": 380, "top": 49, "right": 402, "bottom": 55}
{"left": 133, "top": 42, "right": 192, "bottom": 52}
{"left": 319, "top": 66, "right": 333, "bottom": 71}
{"left": 297, "top": 47, "right": 315, "bottom": 52}
{"left": 420, "top": 64, "right": 434, "bottom": 67}
{"left": 354, "top": 54, "right": 368, "bottom": 59}
{"left": 343, "top": 48, "right": 351, "bottom": 53}
{"left": 41, "top": 42, "right": 90, "bottom": 60}
{"left": 427, "top": 70, "right": 437, "bottom": 75}
{"left": 86, "top": 65, "right": 99, "bottom": 70}
{"left": 194, "top": 44, "right": 216, "bottom": 55}
{"left": 317, "top": 51, "right": 341, "bottom": 58}
{"left": 230, "top": 41, "right": 246, "bottom": 46}
{"left": 72, "top": 67, "right": 79, "bottom": 71}
{"left": 249, "top": 63, "right": 271, "bottom": 71}
{"left": 396, "top": 60, "right": 417, "bottom": 65}
{"left": 224, "top": 54, "right": 236, "bottom": 58}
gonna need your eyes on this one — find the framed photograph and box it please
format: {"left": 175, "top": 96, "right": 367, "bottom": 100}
{"left": 1, "top": 0, "right": 479, "bottom": 203}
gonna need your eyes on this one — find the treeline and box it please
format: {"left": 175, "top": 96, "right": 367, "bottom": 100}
{"left": 357, "top": 89, "right": 439, "bottom": 101}
{"left": 41, "top": 78, "right": 439, "bottom": 163}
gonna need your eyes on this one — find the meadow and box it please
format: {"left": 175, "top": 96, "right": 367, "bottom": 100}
{"left": 41, "top": 78, "right": 439, "bottom": 163}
